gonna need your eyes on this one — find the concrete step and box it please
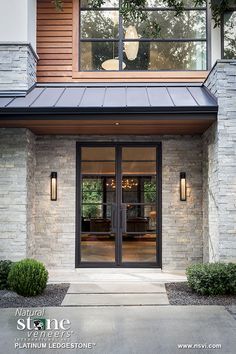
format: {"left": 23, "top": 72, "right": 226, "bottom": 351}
{"left": 62, "top": 293, "right": 169, "bottom": 306}
{"left": 49, "top": 269, "right": 186, "bottom": 283}
{"left": 68, "top": 282, "right": 166, "bottom": 294}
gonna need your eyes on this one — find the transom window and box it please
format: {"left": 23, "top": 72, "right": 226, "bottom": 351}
{"left": 79, "top": 0, "right": 207, "bottom": 71}
{"left": 223, "top": 10, "right": 236, "bottom": 59}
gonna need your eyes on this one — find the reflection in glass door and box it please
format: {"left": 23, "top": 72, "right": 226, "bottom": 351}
{"left": 121, "top": 147, "right": 157, "bottom": 263}
{"left": 77, "top": 144, "right": 161, "bottom": 267}
{"left": 80, "top": 147, "right": 116, "bottom": 263}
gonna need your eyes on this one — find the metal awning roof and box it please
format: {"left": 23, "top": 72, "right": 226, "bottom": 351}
{"left": 0, "top": 83, "right": 217, "bottom": 135}
{"left": 0, "top": 84, "right": 217, "bottom": 115}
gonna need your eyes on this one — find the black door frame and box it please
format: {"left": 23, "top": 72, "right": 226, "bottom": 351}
{"left": 75, "top": 142, "right": 162, "bottom": 268}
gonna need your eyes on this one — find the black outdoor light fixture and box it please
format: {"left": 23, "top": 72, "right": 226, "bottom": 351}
{"left": 51, "top": 172, "right": 57, "bottom": 201}
{"left": 180, "top": 172, "right": 187, "bottom": 201}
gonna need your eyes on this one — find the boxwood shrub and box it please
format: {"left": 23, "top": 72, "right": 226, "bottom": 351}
{"left": 8, "top": 259, "right": 48, "bottom": 297}
{"left": 186, "top": 262, "right": 236, "bottom": 296}
{"left": 0, "top": 260, "right": 13, "bottom": 290}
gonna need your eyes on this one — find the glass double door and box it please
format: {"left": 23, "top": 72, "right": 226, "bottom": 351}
{"left": 77, "top": 144, "right": 161, "bottom": 267}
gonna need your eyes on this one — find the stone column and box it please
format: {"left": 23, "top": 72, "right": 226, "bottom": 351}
{"left": 203, "top": 60, "right": 236, "bottom": 263}
{"left": 0, "top": 128, "right": 35, "bottom": 261}
{"left": 0, "top": 0, "right": 37, "bottom": 91}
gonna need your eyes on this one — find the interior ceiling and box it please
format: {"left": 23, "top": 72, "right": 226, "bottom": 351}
{"left": 0, "top": 118, "right": 215, "bottom": 135}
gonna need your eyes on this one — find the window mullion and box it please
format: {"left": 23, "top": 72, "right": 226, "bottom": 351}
{"left": 118, "top": 0, "right": 123, "bottom": 71}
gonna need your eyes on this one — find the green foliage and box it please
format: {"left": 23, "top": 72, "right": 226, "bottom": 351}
{"left": 8, "top": 259, "right": 48, "bottom": 297}
{"left": 0, "top": 260, "right": 13, "bottom": 290}
{"left": 186, "top": 263, "right": 236, "bottom": 296}
{"left": 120, "top": 0, "right": 147, "bottom": 22}
{"left": 223, "top": 10, "right": 236, "bottom": 58}
{"left": 144, "top": 180, "right": 156, "bottom": 203}
{"left": 90, "top": 0, "right": 105, "bottom": 8}
{"left": 52, "top": 0, "right": 63, "bottom": 11}
{"left": 53, "top": 0, "right": 235, "bottom": 29}
{"left": 82, "top": 179, "right": 103, "bottom": 218}
{"left": 197, "top": 0, "right": 233, "bottom": 27}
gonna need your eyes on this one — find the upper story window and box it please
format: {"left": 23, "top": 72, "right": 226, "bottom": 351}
{"left": 79, "top": 0, "right": 207, "bottom": 71}
{"left": 223, "top": 10, "right": 236, "bottom": 59}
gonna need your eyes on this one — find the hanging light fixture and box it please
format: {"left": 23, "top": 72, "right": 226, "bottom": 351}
{"left": 180, "top": 172, "right": 187, "bottom": 201}
{"left": 106, "top": 178, "right": 138, "bottom": 190}
{"left": 102, "top": 59, "right": 126, "bottom": 71}
{"left": 124, "top": 25, "right": 139, "bottom": 61}
{"left": 51, "top": 172, "right": 57, "bottom": 201}
{"left": 102, "top": 10, "right": 126, "bottom": 71}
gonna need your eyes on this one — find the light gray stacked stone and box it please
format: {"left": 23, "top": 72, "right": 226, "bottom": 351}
{"left": 0, "top": 130, "right": 204, "bottom": 269}
{"left": 26, "top": 130, "right": 36, "bottom": 258}
{"left": 0, "top": 129, "right": 34, "bottom": 260}
{"left": 203, "top": 60, "right": 236, "bottom": 263}
{"left": 34, "top": 135, "right": 203, "bottom": 270}
{"left": 162, "top": 137, "right": 203, "bottom": 270}
{"left": 0, "top": 43, "right": 37, "bottom": 91}
{"left": 34, "top": 136, "right": 76, "bottom": 269}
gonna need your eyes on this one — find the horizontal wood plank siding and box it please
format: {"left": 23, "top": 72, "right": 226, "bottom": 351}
{"left": 37, "top": 0, "right": 73, "bottom": 81}
{"left": 36, "top": 0, "right": 207, "bottom": 83}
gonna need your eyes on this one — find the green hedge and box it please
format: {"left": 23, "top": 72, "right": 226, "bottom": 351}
{"left": 186, "top": 263, "right": 236, "bottom": 296}
{"left": 0, "top": 260, "right": 13, "bottom": 290}
{"left": 8, "top": 259, "right": 48, "bottom": 297}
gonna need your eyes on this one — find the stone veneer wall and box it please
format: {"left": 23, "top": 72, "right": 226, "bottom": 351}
{"left": 0, "top": 130, "right": 203, "bottom": 269}
{"left": 202, "top": 123, "right": 219, "bottom": 262}
{"left": 0, "top": 128, "right": 34, "bottom": 260}
{"left": 203, "top": 60, "right": 236, "bottom": 263}
{"left": 34, "top": 137, "right": 76, "bottom": 269}
{"left": 33, "top": 135, "right": 203, "bottom": 270}
{"left": 26, "top": 130, "right": 36, "bottom": 258}
{"left": 162, "top": 137, "right": 203, "bottom": 270}
{"left": 0, "top": 44, "right": 37, "bottom": 91}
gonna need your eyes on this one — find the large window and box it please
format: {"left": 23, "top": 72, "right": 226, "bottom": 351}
{"left": 79, "top": 0, "right": 207, "bottom": 71}
{"left": 223, "top": 10, "right": 236, "bottom": 59}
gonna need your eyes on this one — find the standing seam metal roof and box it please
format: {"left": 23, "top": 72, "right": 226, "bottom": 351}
{"left": 0, "top": 84, "right": 217, "bottom": 111}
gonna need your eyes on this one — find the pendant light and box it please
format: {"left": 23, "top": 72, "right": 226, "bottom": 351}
{"left": 102, "top": 59, "right": 126, "bottom": 70}
{"left": 124, "top": 25, "right": 139, "bottom": 61}
{"left": 101, "top": 10, "right": 126, "bottom": 71}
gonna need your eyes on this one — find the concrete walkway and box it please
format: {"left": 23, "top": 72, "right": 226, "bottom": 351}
{"left": 48, "top": 268, "right": 186, "bottom": 284}
{"left": 62, "top": 282, "right": 169, "bottom": 306}
{"left": 51, "top": 269, "right": 185, "bottom": 306}
{"left": 1, "top": 306, "right": 236, "bottom": 354}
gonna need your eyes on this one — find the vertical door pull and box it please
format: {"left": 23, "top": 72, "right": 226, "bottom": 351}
{"left": 111, "top": 203, "right": 116, "bottom": 233}
{"left": 121, "top": 204, "right": 127, "bottom": 233}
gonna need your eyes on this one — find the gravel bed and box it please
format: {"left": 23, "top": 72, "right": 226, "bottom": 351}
{"left": 0, "top": 284, "right": 69, "bottom": 308}
{"left": 166, "top": 282, "right": 236, "bottom": 306}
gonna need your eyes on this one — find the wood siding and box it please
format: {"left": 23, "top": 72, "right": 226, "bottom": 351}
{"left": 37, "top": 0, "right": 73, "bottom": 82}
{"left": 36, "top": 0, "right": 207, "bottom": 83}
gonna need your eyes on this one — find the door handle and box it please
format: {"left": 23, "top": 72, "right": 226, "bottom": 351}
{"left": 120, "top": 204, "right": 127, "bottom": 233}
{"left": 111, "top": 203, "right": 116, "bottom": 233}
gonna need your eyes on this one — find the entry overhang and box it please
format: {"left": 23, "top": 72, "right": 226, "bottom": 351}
{"left": 0, "top": 84, "right": 218, "bottom": 135}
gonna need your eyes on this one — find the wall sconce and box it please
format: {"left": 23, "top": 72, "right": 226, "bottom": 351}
{"left": 180, "top": 172, "right": 186, "bottom": 201}
{"left": 51, "top": 172, "right": 57, "bottom": 201}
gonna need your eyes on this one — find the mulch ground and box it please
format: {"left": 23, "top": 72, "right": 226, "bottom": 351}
{"left": 0, "top": 284, "right": 69, "bottom": 308}
{"left": 166, "top": 282, "right": 236, "bottom": 306}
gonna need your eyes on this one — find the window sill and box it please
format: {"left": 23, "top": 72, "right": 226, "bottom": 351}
{"left": 72, "top": 71, "right": 209, "bottom": 82}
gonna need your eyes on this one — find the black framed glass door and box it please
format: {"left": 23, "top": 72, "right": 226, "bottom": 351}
{"left": 76, "top": 143, "right": 162, "bottom": 267}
